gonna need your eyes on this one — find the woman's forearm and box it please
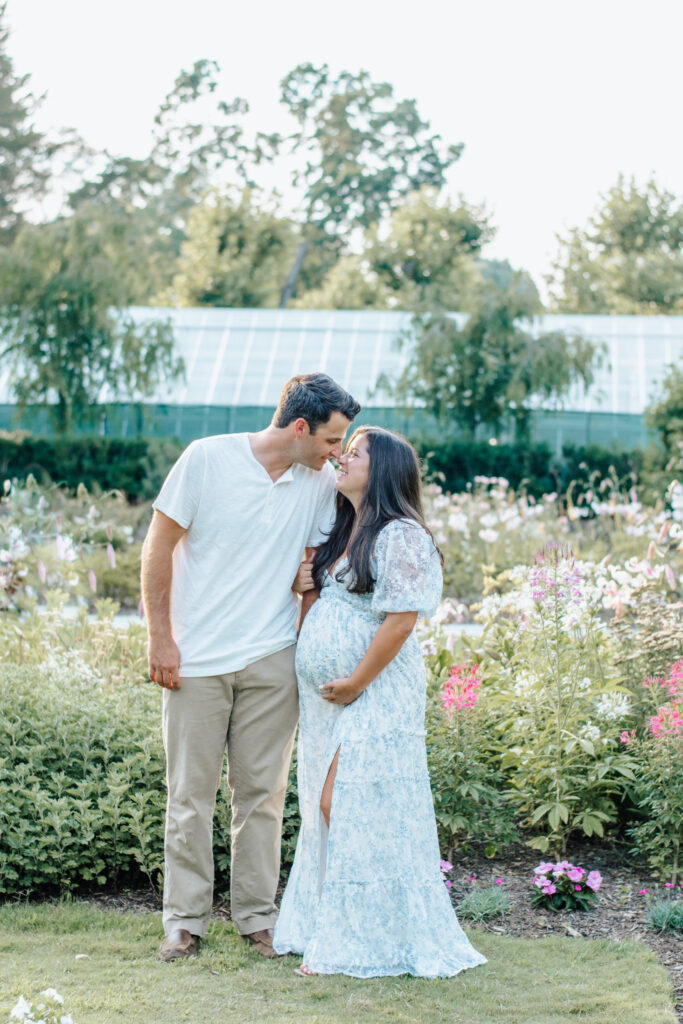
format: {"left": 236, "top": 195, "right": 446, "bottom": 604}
{"left": 349, "top": 611, "right": 418, "bottom": 691}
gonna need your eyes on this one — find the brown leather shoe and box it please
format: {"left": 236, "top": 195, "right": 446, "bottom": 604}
{"left": 158, "top": 928, "right": 200, "bottom": 962}
{"left": 241, "top": 928, "right": 281, "bottom": 958}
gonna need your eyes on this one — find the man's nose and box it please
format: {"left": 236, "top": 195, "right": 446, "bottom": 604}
{"left": 332, "top": 444, "right": 343, "bottom": 459}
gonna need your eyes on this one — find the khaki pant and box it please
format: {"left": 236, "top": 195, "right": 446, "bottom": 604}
{"left": 161, "top": 644, "right": 298, "bottom": 937}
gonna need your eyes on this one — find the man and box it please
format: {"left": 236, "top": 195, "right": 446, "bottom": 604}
{"left": 142, "top": 373, "right": 360, "bottom": 962}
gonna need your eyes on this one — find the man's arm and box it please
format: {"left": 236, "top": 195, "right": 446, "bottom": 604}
{"left": 293, "top": 545, "right": 319, "bottom": 632}
{"left": 141, "top": 509, "right": 187, "bottom": 690}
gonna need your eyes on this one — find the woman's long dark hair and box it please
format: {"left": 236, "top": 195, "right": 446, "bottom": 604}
{"left": 313, "top": 427, "right": 443, "bottom": 594}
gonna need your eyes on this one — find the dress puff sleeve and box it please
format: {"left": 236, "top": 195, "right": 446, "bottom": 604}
{"left": 371, "top": 519, "right": 443, "bottom": 619}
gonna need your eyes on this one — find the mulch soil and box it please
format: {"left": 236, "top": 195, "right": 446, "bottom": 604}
{"left": 84, "top": 842, "right": 682, "bottom": 1021}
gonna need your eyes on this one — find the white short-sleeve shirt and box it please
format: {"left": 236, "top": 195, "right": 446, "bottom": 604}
{"left": 153, "top": 433, "right": 336, "bottom": 676}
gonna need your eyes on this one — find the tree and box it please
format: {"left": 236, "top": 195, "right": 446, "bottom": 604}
{"left": 165, "top": 188, "right": 299, "bottom": 308}
{"left": 278, "top": 64, "right": 463, "bottom": 304}
{"left": 366, "top": 189, "right": 491, "bottom": 311}
{"left": 645, "top": 357, "right": 683, "bottom": 459}
{"left": 295, "top": 189, "right": 493, "bottom": 312}
{"left": 290, "top": 254, "right": 385, "bottom": 310}
{"left": 0, "top": 2, "right": 51, "bottom": 242}
{"left": 385, "top": 282, "right": 599, "bottom": 441}
{"left": 549, "top": 177, "right": 683, "bottom": 314}
{"left": 0, "top": 214, "right": 183, "bottom": 434}
{"left": 66, "top": 60, "right": 277, "bottom": 303}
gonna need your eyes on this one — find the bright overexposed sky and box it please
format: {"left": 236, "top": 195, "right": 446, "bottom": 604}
{"left": 5, "top": 0, "right": 683, "bottom": 295}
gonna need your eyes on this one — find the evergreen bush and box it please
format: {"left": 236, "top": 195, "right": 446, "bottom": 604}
{"left": 413, "top": 435, "right": 650, "bottom": 500}
{"left": 0, "top": 435, "right": 182, "bottom": 501}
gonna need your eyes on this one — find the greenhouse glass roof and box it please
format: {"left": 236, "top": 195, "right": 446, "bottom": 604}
{"left": 1, "top": 308, "right": 682, "bottom": 414}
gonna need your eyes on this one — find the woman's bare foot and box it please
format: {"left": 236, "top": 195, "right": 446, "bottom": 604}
{"left": 294, "top": 964, "right": 318, "bottom": 977}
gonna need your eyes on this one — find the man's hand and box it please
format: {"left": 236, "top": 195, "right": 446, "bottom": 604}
{"left": 320, "top": 677, "right": 365, "bottom": 706}
{"left": 292, "top": 559, "right": 315, "bottom": 593}
{"left": 148, "top": 635, "right": 182, "bottom": 690}
{"left": 292, "top": 546, "right": 317, "bottom": 594}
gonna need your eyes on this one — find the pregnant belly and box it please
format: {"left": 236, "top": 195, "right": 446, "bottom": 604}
{"left": 296, "top": 596, "right": 378, "bottom": 690}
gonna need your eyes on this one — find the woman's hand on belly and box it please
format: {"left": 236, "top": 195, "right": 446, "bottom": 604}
{"left": 319, "top": 677, "right": 365, "bottom": 706}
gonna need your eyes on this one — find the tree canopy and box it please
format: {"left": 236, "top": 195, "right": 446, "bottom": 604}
{"left": 549, "top": 177, "right": 683, "bottom": 314}
{"left": 165, "top": 188, "right": 299, "bottom": 308}
{"left": 277, "top": 64, "right": 464, "bottom": 304}
{"left": 384, "top": 284, "right": 599, "bottom": 441}
{"left": 0, "top": 1, "right": 51, "bottom": 243}
{"left": 645, "top": 357, "right": 683, "bottom": 460}
{"left": 0, "top": 213, "right": 183, "bottom": 434}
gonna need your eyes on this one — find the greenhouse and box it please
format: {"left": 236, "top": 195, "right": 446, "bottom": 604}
{"left": 1, "top": 308, "right": 681, "bottom": 447}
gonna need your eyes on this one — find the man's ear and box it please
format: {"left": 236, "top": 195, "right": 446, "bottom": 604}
{"left": 294, "top": 417, "right": 310, "bottom": 439}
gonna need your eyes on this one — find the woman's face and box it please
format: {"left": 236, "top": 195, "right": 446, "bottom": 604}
{"left": 335, "top": 433, "right": 370, "bottom": 504}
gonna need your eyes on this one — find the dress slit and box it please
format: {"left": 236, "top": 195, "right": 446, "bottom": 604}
{"left": 317, "top": 744, "right": 341, "bottom": 896}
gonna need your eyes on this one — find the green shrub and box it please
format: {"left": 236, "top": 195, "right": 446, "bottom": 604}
{"left": 81, "top": 543, "right": 143, "bottom": 609}
{"left": 0, "top": 435, "right": 182, "bottom": 501}
{"left": 422, "top": 634, "right": 519, "bottom": 856}
{"left": 0, "top": 664, "right": 168, "bottom": 894}
{"left": 413, "top": 436, "right": 555, "bottom": 496}
{"left": 413, "top": 435, "right": 649, "bottom": 500}
{"left": 646, "top": 899, "right": 683, "bottom": 934}
{"left": 456, "top": 886, "right": 511, "bottom": 922}
{"left": 0, "top": 597, "right": 303, "bottom": 896}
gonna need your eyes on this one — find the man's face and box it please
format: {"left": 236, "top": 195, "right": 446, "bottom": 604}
{"left": 296, "top": 412, "right": 351, "bottom": 471}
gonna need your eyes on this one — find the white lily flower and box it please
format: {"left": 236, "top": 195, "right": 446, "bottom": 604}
{"left": 10, "top": 995, "right": 32, "bottom": 1019}
{"left": 41, "top": 989, "right": 64, "bottom": 1004}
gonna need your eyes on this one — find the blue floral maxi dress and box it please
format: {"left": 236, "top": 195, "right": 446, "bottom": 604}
{"left": 273, "top": 519, "right": 487, "bottom": 978}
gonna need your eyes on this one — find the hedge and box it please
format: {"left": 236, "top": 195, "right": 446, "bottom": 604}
{"left": 0, "top": 432, "right": 652, "bottom": 503}
{"left": 0, "top": 664, "right": 303, "bottom": 896}
{"left": 0, "top": 435, "right": 182, "bottom": 501}
{"left": 413, "top": 436, "right": 648, "bottom": 498}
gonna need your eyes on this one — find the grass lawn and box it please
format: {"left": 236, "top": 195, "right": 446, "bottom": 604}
{"left": 0, "top": 903, "right": 677, "bottom": 1024}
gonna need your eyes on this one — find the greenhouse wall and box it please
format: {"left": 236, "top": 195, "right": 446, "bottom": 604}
{"left": 0, "top": 403, "right": 652, "bottom": 450}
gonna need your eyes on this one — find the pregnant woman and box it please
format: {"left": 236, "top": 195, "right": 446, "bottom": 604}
{"left": 273, "top": 426, "right": 487, "bottom": 979}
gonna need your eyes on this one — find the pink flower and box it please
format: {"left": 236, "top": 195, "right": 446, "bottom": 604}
{"left": 639, "top": 889, "right": 650, "bottom": 895}
{"left": 106, "top": 543, "right": 116, "bottom": 569}
{"left": 542, "top": 883, "right": 557, "bottom": 895}
{"left": 586, "top": 870, "right": 602, "bottom": 892}
{"left": 575, "top": 885, "right": 582, "bottom": 891}
{"left": 665, "top": 882, "right": 674, "bottom": 888}
{"left": 88, "top": 570, "right": 97, "bottom": 593}
{"left": 567, "top": 868, "right": 584, "bottom": 882}
{"left": 620, "top": 730, "right": 635, "bottom": 744}
{"left": 467, "top": 875, "right": 477, "bottom": 882}
{"left": 444, "top": 880, "right": 452, "bottom": 890}
{"left": 534, "top": 862, "right": 555, "bottom": 875}
{"left": 535, "top": 877, "right": 550, "bottom": 888}
{"left": 441, "top": 663, "right": 481, "bottom": 712}
{"left": 495, "top": 878, "right": 503, "bottom": 885}
{"left": 667, "top": 661, "right": 683, "bottom": 696}
{"left": 650, "top": 704, "right": 682, "bottom": 737}
{"left": 440, "top": 860, "right": 453, "bottom": 873}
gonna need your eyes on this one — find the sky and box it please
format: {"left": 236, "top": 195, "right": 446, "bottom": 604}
{"left": 5, "top": 0, "right": 683, "bottom": 296}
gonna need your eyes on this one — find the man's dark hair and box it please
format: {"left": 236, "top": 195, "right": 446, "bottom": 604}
{"left": 273, "top": 373, "right": 361, "bottom": 433}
